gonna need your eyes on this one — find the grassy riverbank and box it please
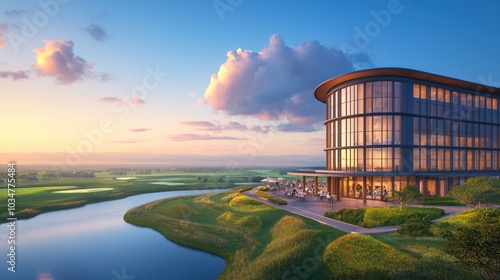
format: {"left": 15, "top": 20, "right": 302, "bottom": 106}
{"left": 125, "top": 187, "right": 346, "bottom": 279}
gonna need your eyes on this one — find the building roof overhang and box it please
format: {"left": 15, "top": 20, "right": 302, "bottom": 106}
{"left": 314, "top": 67, "right": 500, "bottom": 103}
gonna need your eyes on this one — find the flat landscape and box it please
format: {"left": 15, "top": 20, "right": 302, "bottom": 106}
{"left": 0, "top": 167, "right": 290, "bottom": 221}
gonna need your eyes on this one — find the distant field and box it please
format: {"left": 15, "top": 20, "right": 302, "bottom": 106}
{"left": 0, "top": 170, "right": 289, "bottom": 221}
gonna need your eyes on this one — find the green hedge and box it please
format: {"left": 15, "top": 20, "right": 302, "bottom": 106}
{"left": 324, "top": 208, "right": 366, "bottom": 226}
{"left": 423, "top": 197, "right": 464, "bottom": 206}
{"left": 255, "top": 190, "right": 288, "bottom": 205}
{"left": 364, "top": 207, "right": 444, "bottom": 228}
{"left": 324, "top": 207, "right": 444, "bottom": 228}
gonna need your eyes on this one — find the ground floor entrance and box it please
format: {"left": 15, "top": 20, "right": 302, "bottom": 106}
{"left": 327, "top": 176, "right": 468, "bottom": 203}
{"left": 288, "top": 170, "right": 478, "bottom": 204}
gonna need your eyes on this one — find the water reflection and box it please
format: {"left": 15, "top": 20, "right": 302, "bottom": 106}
{"left": 0, "top": 190, "right": 226, "bottom": 280}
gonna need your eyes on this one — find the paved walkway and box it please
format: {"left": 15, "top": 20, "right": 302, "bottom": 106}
{"left": 244, "top": 188, "right": 468, "bottom": 234}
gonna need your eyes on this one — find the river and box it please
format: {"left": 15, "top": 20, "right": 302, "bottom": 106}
{"left": 0, "top": 189, "right": 226, "bottom": 280}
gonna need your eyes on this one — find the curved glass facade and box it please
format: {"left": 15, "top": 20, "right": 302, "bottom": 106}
{"left": 321, "top": 73, "right": 500, "bottom": 198}
{"left": 326, "top": 81, "right": 403, "bottom": 172}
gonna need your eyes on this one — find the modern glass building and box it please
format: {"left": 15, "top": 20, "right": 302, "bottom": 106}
{"left": 289, "top": 68, "right": 500, "bottom": 202}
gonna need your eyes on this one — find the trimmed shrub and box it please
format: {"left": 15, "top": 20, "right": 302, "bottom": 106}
{"left": 324, "top": 233, "right": 415, "bottom": 279}
{"left": 364, "top": 207, "right": 444, "bottom": 228}
{"left": 255, "top": 190, "right": 287, "bottom": 205}
{"left": 324, "top": 207, "right": 444, "bottom": 228}
{"left": 324, "top": 208, "right": 366, "bottom": 226}
{"left": 396, "top": 215, "right": 433, "bottom": 244}
{"left": 229, "top": 195, "right": 275, "bottom": 212}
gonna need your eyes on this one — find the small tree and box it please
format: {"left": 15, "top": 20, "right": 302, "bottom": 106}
{"left": 448, "top": 177, "right": 500, "bottom": 208}
{"left": 443, "top": 209, "right": 500, "bottom": 280}
{"left": 396, "top": 215, "right": 432, "bottom": 244}
{"left": 393, "top": 185, "right": 422, "bottom": 209}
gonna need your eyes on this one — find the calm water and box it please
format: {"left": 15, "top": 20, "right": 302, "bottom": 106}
{"left": 0, "top": 189, "right": 226, "bottom": 280}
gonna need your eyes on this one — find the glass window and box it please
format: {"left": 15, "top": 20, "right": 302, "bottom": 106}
{"left": 357, "top": 84, "right": 364, "bottom": 114}
{"left": 420, "top": 148, "right": 427, "bottom": 170}
{"left": 445, "top": 89, "right": 451, "bottom": 103}
{"left": 467, "top": 94, "right": 473, "bottom": 107}
{"left": 437, "top": 88, "right": 444, "bottom": 102}
{"left": 413, "top": 149, "right": 420, "bottom": 171}
{"left": 460, "top": 92, "right": 467, "bottom": 106}
{"left": 373, "top": 81, "right": 382, "bottom": 97}
{"left": 467, "top": 150, "right": 474, "bottom": 170}
{"left": 430, "top": 87, "right": 437, "bottom": 101}
{"left": 480, "top": 96, "right": 486, "bottom": 108}
{"left": 445, "top": 149, "right": 451, "bottom": 170}
{"left": 373, "top": 97, "right": 382, "bottom": 112}
{"left": 430, "top": 148, "right": 437, "bottom": 170}
{"left": 453, "top": 91, "right": 459, "bottom": 104}
{"left": 394, "top": 82, "right": 402, "bottom": 98}
{"left": 413, "top": 84, "right": 420, "bottom": 99}
{"left": 420, "top": 85, "right": 427, "bottom": 99}
{"left": 357, "top": 117, "right": 364, "bottom": 144}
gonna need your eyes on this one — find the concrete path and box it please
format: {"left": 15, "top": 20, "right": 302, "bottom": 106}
{"left": 244, "top": 188, "right": 468, "bottom": 234}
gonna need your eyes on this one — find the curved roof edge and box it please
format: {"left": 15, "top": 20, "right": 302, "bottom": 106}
{"left": 314, "top": 67, "right": 500, "bottom": 103}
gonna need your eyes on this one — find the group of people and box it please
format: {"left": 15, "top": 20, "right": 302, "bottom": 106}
{"left": 283, "top": 188, "right": 308, "bottom": 198}
{"left": 317, "top": 189, "right": 333, "bottom": 200}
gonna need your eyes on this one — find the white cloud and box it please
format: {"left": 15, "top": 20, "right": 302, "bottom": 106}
{"left": 204, "top": 34, "right": 372, "bottom": 131}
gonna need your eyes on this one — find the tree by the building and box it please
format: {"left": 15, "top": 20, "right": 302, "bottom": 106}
{"left": 392, "top": 185, "right": 422, "bottom": 209}
{"left": 448, "top": 177, "right": 500, "bottom": 208}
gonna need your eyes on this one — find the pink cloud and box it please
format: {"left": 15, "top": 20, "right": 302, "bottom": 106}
{"left": 110, "top": 139, "right": 146, "bottom": 144}
{"left": 0, "top": 70, "right": 29, "bottom": 80}
{"left": 131, "top": 96, "right": 145, "bottom": 105}
{"left": 97, "top": 97, "right": 122, "bottom": 103}
{"left": 204, "top": 34, "right": 370, "bottom": 131}
{"left": 33, "top": 40, "right": 94, "bottom": 84}
{"left": 128, "top": 128, "right": 150, "bottom": 132}
{"left": 0, "top": 34, "right": 5, "bottom": 47}
{"left": 179, "top": 120, "right": 270, "bottom": 133}
{"left": 167, "top": 133, "right": 246, "bottom": 141}
{"left": 97, "top": 96, "right": 144, "bottom": 105}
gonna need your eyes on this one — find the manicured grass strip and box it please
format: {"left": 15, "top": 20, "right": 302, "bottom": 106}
{"left": 324, "top": 207, "right": 444, "bottom": 228}
{"left": 255, "top": 190, "right": 288, "bottom": 205}
{"left": 324, "top": 233, "right": 416, "bottom": 279}
{"left": 423, "top": 197, "right": 465, "bottom": 206}
{"left": 363, "top": 207, "right": 444, "bottom": 228}
{"left": 229, "top": 195, "right": 276, "bottom": 213}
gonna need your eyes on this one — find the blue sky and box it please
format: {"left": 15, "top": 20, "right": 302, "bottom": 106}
{"left": 1, "top": 0, "right": 499, "bottom": 167}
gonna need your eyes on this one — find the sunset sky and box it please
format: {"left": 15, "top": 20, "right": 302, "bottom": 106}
{"left": 1, "top": 0, "right": 500, "bottom": 167}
